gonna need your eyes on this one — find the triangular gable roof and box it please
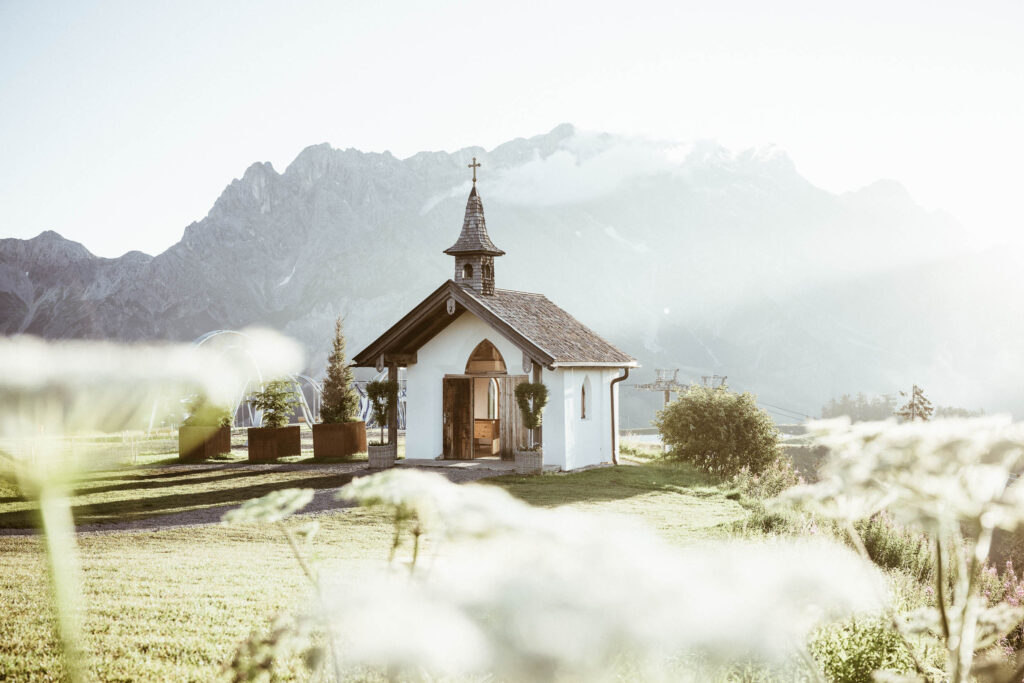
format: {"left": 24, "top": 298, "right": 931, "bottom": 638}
{"left": 351, "top": 281, "right": 637, "bottom": 369}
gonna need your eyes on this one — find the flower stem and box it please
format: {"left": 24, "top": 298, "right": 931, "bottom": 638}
{"left": 955, "top": 525, "right": 994, "bottom": 683}
{"left": 279, "top": 523, "right": 342, "bottom": 682}
{"left": 935, "top": 536, "right": 951, "bottom": 641}
{"left": 39, "top": 486, "right": 86, "bottom": 683}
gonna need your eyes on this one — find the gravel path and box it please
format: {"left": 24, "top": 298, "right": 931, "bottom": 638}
{"left": 0, "top": 463, "right": 504, "bottom": 538}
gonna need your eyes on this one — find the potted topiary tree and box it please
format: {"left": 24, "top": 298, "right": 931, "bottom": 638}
{"left": 247, "top": 379, "right": 301, "bottom": 461}
{"left": 312, "top": 317, "right": 367, "bottom": 460}
{"left": 178, "top": 394, "right": 232, "bottom": 461}
{"left": 365, "top": 379, "right": 398, "bottom": 469}
{"left": 514, "top": 382, "right": 548, "bottom": 474}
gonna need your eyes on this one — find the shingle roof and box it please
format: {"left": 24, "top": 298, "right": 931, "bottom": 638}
{"left": 443, "top": 187, "right": 505, "bottom": 256}
{"left": 459, "top": 285, "right": 636, "bottom": 366}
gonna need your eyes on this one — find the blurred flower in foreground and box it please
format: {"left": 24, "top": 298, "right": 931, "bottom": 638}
{"left": 785, "top": 417, "right": 1024, "bottom": 683}
{"left": 0, "top": 330, "right": 303, "bottom": 683}
{"left": 0, "top": 329, "right": 303, "bottom": 489}
{"left": 786, "top": 416, "right": 1024, "bottom": 532}
{"left": 327, "top": 470, "right": 886, "bottom": 680}
{"left": 224, "top": 488, "right": 315, "bottom": 525}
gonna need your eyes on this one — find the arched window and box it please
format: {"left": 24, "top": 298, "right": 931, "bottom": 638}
{"left": 581, "top": 376, "right": 592, "bottom": 420}
{"left": 482, "top": 263, "right": 492, "bottom": 279}
{"left": 462, "top": 263, "right": 474, "bottom": 279}
{"left": 488, "top": 378, "right": 499, "bottom": 419}
{"left": 465, "top": 339, "right": 507, "bottom": 374}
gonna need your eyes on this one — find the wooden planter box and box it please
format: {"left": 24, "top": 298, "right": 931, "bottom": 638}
{"left": 515, "top": 449, "right": 543, "bottom": 475}
{"left": 367, "top": 443, "right": 397, "bottom": 469}
{"left": 248, "top": 426, "right": 301, "bottom": 462}
{"left": 312, "top": 422, "right": 367, "bottom": 460}
{"left": 178, "top": 426, "right": 231, "bottom": 461}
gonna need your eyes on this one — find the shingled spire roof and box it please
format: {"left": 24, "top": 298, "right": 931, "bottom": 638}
{"left": 444, "top": 186, "right": 505, "bottom": 256}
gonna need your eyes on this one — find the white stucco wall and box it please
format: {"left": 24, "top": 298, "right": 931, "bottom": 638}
{"left": 404, "top": 311, "right": 625, "bottom": 470}
{"left": 405, "top": 312, "right": 526, "bottom": 460}
{"left": 542, "top": 369, "right": 566, "bottom": 469}
{"left": 555, "top": 367, "right": 620, "bottom": 469}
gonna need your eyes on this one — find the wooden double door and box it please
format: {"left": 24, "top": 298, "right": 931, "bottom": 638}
{"left": 443, "top": 375, "right": 528, "bottom": 459}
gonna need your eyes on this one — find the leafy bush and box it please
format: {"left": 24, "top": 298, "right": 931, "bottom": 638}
{"left": 855, "top": 512, "right": 933, "bottom": 583}
{"left": 182, "top": 394, "right": 232, "bottom": 428}
{"left": 250, "top": 379, "right": 298, "bottom": 429}
{"left": 731, "top": 455, "right": 803, "bottom": 499}
{"left": 366, "top": 379, "right": 398, "bottom": 444}
{"left": 654, "top": 385, "right": 780, "bottom": 476}
{"left": 810, "top": 619, "right": 918, "bottom": 683}
{"left": 319, "top": 317, "right": 360, "bottom": 424}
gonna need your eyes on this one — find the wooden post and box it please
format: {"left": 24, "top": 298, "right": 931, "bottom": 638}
{"left": 387, "top": 362, "right": 399, "bottom": 446}
{"left": 532, "top": 362, "right": 543, "bottom": 447}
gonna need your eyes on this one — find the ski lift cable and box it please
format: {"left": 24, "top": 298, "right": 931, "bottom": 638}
{"left": 758, "top": 401, "right": 815, "bottom": 419}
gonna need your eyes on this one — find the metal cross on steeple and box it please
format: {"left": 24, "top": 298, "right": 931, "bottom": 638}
{"left": 468, "top": 157, "right": 481, "bottom": 185}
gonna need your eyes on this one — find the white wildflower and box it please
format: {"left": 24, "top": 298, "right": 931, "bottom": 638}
{"left": 789, "top": 416, "right": 1024, "bottom": 531}
{"left": 223, "top": 488, "right": 314, "bottom": 525}
{"left": 325, "top": 470, "right": 886, "bottom": 679}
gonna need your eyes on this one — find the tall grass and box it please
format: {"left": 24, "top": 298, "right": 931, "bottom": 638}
{"left": 855, "top": 512, "right": 934, "bottom": 583}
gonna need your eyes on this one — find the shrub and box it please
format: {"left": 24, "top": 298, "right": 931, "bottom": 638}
{"left": 731, "top": 455, "right": 803, "bottom": 499}
{"left": 182, "top": 394, "right": 232, "bottom": 428}
{"left": 810, "top": 619, "right": 918, "bottom": 683}
{"left": 366, "top": 380, "right": 398, "bottom": 444}
{"left": 320, "top": 317, "right": 360, "bottom": 424}
{"left": 854, "top": 512, "right": 933, "bottom": 583}
{"left": 250, "top": 379, "right": 299, "bottom": 429}
{"left": 654, "top": 385, "right": 780, "bottom": 476}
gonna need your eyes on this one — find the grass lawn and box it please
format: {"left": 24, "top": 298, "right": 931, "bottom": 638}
{"left": 0, "top": 459, "right": 746, "bottom": 681}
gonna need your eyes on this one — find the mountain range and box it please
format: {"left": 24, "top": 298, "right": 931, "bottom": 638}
{"left": 2, "top": 124, "right": 1020, "bottom": 423}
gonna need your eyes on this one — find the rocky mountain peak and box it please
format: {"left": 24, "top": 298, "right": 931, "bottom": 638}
{"left": 2, "top": 125, "right": 1013, "bottom": 418}
{"left": 2, "top": 230, "right": 94, "bottom": 264}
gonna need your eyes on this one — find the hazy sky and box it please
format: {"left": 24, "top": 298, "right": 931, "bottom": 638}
{"left": 1, "top": 0, "right": 1021, "bottom": 257}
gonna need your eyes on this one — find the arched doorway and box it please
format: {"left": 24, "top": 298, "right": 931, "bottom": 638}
{"left": 442, "top": 339, "right": 527, "bottom": 460}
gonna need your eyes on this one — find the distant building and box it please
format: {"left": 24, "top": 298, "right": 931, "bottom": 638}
{"left": 352, "top": 165, "right": 637, "bottom": 470}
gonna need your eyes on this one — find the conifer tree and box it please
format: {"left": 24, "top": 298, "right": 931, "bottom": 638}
{"left": 250, "top": 379, "right": 298, "bottom": 428}
{"left": 895, "top": 384, "right": 934, "bottom": 422}
{"left": 320, "top": 317, "right": 360, "bottom": 423}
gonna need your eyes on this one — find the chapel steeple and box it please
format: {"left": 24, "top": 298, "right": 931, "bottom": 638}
{"left": 444, "top": 157, "right": 504, "bottom": 295}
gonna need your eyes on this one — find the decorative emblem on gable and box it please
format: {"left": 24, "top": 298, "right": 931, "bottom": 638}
{"left": 446, "top": 297, "right": 456, "bottom": 315}
{"left": 376, "top": 354, "right": 384, "bottom": 373}
{"left": 522, "top": 351, "right": 532, "bottom": 375}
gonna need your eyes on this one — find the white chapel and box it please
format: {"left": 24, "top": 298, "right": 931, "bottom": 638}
{"left": 352, "top": 161, "right": 637, "bottom": 471}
